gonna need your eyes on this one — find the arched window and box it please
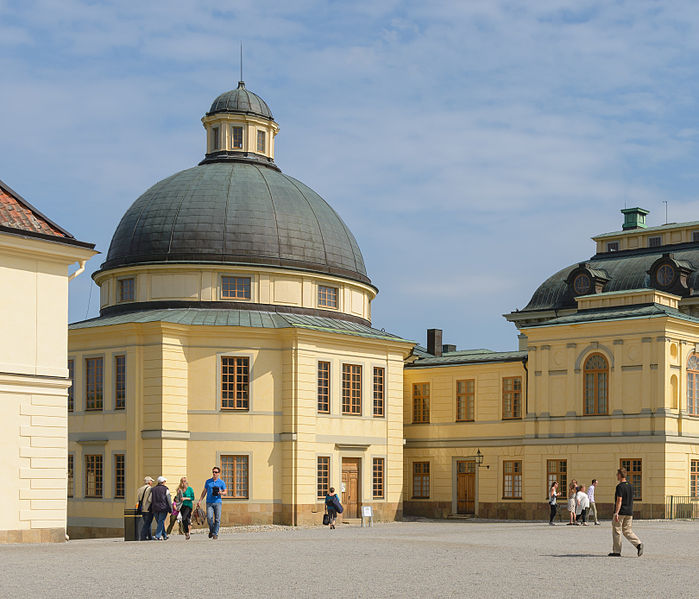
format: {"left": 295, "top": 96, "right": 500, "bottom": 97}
{"left": 687, "top": 354, "right": 699, "bottom": 415}
{"left": 583, "top": 353, "right": 609, "bottom": 415}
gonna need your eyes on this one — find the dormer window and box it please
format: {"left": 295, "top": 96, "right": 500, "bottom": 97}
{"left": 572, "top": 273, "right": 592, "bottom": 295}
{"left": 648, "top": 253, "right": 693, "bottom": 295}
{"left": 648, "top": 236, "right": 662, "bottom": 248}
{"left": 257, "top": 130, "right": 266, "bottom": 153}
{"left": 211, "top": 126, "right": 220, "bottom": 151}
{"left": 566, "top": 263, "right": 608, "bottom": 298}
{"left": 607, "top": 242, "right": 619, "bottom": 252}
{"left": 232, "top": 126, "right": 243, "bottom": 149}
{"left": 118, "top": 278, "right": 135, "bottom": 302}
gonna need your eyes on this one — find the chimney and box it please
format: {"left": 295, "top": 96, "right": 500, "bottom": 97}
{"left": 427, "top": 329, "right": 443, "bottom": 357}
{"left": 442, "top": 344, "right": 456, "bottom": 353}
{"left": 621, "top": 207, "right": 649, "bottom": 231}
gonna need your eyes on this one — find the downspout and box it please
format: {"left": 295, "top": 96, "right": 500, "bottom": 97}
{"left": 68, "top": 260, "right": 87, "bottom": 281}
{"left": 522, "top": 356, "right": 529, "bottom": 416}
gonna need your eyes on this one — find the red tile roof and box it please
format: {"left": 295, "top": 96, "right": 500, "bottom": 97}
{"left": 0, "top": 182, "right": 67, "bottom": 237}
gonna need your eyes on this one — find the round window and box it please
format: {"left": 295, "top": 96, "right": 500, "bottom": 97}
{"left": 573, "top": 273, "right": 592, "bottom": 295}
{"left": 656, "top": 264, "right": 676, "bottom": 287}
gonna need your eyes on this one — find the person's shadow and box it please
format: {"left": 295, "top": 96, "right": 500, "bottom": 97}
{"left": 544, "top": 554, "right": 609, "bottom": 558}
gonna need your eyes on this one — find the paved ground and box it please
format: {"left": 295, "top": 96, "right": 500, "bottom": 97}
{"left": 1, "top": 519, "right": 697, "bottom": 598}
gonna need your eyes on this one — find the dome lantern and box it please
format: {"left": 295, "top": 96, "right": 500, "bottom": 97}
{"left": 201, "top": 81, "right": 279, "bottom": 166}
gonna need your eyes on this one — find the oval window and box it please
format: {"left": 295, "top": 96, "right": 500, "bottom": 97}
{"left": 573, "top": 273, "right": 592, "bottom": 295}
{"left": 656, "top": 264, "right": 675, "bottom": 287}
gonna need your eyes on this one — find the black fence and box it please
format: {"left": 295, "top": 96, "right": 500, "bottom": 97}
{"left": 665, "top": 496, "right": 699, "bottom": 519}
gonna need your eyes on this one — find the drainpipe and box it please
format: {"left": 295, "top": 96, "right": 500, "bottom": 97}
{"left": 522, "top": 356, "right": 529, "bottom": 415}
{"left": 68, "top": 260, "right": 87, "bottom": 281}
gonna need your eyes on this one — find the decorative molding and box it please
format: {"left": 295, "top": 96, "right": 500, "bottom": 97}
{"left": 141, "top": 429, "right": 191, "bottom": 440}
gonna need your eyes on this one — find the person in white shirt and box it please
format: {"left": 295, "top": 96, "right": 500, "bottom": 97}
{"left": 587, "top": 479, "right": 600, "bottom": 525}
{"left": 576, "top": 485, "right": 590, "bottom": 525}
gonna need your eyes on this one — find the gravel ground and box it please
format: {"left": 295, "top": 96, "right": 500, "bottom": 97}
{"left": 1, "top": 519, "right": 697, "bottom": 598}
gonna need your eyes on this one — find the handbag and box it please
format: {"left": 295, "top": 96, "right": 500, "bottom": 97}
{"left": 322, "top": 512, "right": 330, "bottom": 526}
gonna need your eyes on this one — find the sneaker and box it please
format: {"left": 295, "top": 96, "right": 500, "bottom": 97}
{"left": 594, "top": 522, "right": 600, "bottom": 525}
{"left": 186, "top": 533, "right": 190, "bottom": 540}
{"left": 549, "top": 522, "right": 555, "bottom": 526}
{"left": 213, "top": 534, "right": 218, "bottom": 540}
{"left": 208, "top": 532, "right": 213, "bottom": 538}
{"left": 637, "top": 543, "right": 643, "bottom": 557}
{"left": 607, "top": 553, "right": 621, "bottom": 557}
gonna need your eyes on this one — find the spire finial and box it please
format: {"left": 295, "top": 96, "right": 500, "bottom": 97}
{"left": 240, "top": 42, "right": 243, "bottom": 84}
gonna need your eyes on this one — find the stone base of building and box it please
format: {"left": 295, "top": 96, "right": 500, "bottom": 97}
{"left": 404, "top": 501, "right": 666, "bottom": 520}
{"left": 0, "top": 527, "right": 66, "bottom": 544}
{"left": 67, "top": 526, "right": 124, "bottom": 539}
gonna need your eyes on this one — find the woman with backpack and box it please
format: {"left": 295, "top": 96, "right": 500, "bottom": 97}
{"left": 324, "top": 487, "right": 343, "bottom": 530}
{"left": 548, "top": 481, "right": 560, "bottom": 525}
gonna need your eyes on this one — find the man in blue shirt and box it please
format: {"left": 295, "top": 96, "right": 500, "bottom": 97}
{"left": 197, "top": 466, "right": 227, "bottom": 539}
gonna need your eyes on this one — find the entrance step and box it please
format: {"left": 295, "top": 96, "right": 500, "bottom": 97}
{"left": 447, "top": 514, "right": 475, "bottom": 519}
{"left": 341, "top": 518, "right": 361, "bottom": 525}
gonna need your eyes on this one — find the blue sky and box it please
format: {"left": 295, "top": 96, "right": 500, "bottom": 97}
{"left": 3, "top": 1, "right": 699, "bottom": 350}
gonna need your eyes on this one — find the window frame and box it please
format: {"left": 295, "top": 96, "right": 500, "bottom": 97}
{"left": 373, "top": 366, "right": 385, "bottom": 417}
{"left": 546, "top": 459, "right": 567, "bottom": 498}
{"left": 220, "top": 355, "right": 251, "bottom": 411}
{"left": 67, "top": 454, "right": 74, "bottom": 498}
{"left": 648, "top": 236, "right": 662, "bottom": 248}
{"left": 220, "top": 454, "right": 249, "bottom": 499}
{"left": 117, "top": 277, "right": 135, "bottom": 303}
{"left": 318, "top": 285, "right": 338, "bottom": 309}
{"left": 114, "top": 354, "right": 126, "bottom": 410}
{"left": 317, "top": 456, "right": 330, "bottom": 499}
{"left": 341, "top": 363, "right": 362, "bottom": 415}
{"left": 502, "top": 376, "right": 522, "bottom": 420}
{"left": 220, "top": 275, "right": 252, "bottom": 301}
{"left": 211, "top": 126, "right": 220, "bottom": 151}
{"left": 85, "top": 356, "right": 104, "bottom": 411}
{"left": 456, "top": 379, "right": 475, "bottom": 422}
{"left": 687, "top": 354, "right": 699, "bottom": 416}
{"left": 412, "top": 461, "right": 430, "bottom": 499}
{"left": 317, "top": 361, "right": 330, "bottom": 414}
{"left": 256, "top": 129, "right": 266, "bottom": 153}
{"left": 84, "top": 454, "right": 103, "bottom": 498}
{"left": 114, "top": 453, "right": 125, "bottom": 499}
{"left": 620, "top": 458, "right": 642, "bottom": 501}
{"left": 231, "top": 125, "right": 243, "bottom": 149}
{"left": 691, "top": 460, "right": 699, "bottom": 497}
{"left": 502, "top": 460, "right": 522, "bottom": 500}
{"left": 412, "top": 382, "right": 430, "bottom": 424}
{"left": 583, "top": 353, "right": 609, "bottom": 416}
{"left": 372, "top": 457, "right": 385, "bottom": 499}
{"left": 607, "top": 241, "right": 619, "bottom": 252}
{"left": 67, "top": 359, "right": 75, "bottom": 413}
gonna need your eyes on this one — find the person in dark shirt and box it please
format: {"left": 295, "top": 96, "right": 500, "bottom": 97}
{"left": 608, "top": 467, "right": 643, "bottom": 557}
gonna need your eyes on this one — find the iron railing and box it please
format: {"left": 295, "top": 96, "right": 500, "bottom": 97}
{"left": 666, "top": 496, "right": 699, "bottom": 519}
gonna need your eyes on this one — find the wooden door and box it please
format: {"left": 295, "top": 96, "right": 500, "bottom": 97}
{"left": 457, "top": 460, "right": 476, "bottom": 514}
{"left": 341, "top": 458, "right": 361, "bottom": 518}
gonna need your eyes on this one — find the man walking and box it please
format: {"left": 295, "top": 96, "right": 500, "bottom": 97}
{"left": 136, "top": 476, "right": 154, "bottom": 541}
{"left": 609, "top": 468, "right": 643, "bottom": 557}
{"left": 197, "top": 466, "right": 227, "bottom": 539}
{"left": 587, "top": 479, "right": 600, "bottom": 525}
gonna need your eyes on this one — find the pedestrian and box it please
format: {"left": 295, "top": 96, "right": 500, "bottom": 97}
{"left": 177, "top": 476, "right": 195, "bottom": 540}
{"left": 197, "top": 466, "right": 227, "bottom": 540}
{"left": 587, "top": 479, "right": 600, "bottom": 525}
{"left": 576, "top": 485, "right": 590, "bottom": 525}
{"left": 135, "top": 476, "right": 154, "bottom": 541}
{"left": 609, "top": 468, "right": 643, "bottom": 557}
{"left": 548, "top": 481, "right": 560, "bottom": 525}
{"left": 151, "top": 476, "right": 173, "bottom": 540}
{"left": 324, "top": 487, "right": 343, "bottom": 529}
{"left": 567, "top": 481, "right": 577, "bottom": 525}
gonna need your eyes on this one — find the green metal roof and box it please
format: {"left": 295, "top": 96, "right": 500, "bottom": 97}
{"left": 69, "top": 308, "right": 412, "bottom": 343}
{"left": 407, "top": 348, "right": 527, "bottom": 368}
{"left": 521, "top": 303, "right": 699, "bottom": 328}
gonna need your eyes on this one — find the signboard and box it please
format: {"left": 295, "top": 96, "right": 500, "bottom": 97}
{"left": 362, "top": 505, "right": 373, "bottom": 518}
{"left": 341, "top": 483, "right": 346, "bottom": 493}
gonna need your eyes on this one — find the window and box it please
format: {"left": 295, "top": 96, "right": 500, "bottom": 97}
{"left": 413, "top": 462, "right": 430, "bottom": 498}
{"left": 317, "top": 456, "right": 330, "bottom": 499}
{"left": 114, "top": 355, "right": 126, "bottom": 410}
{"left": 67, "top": 454, "right": 74, "bottom": 498}
{"left": 318, "top": 285, "right": 338, "bottom": 309}
{"left": 317, "top": 361, "right": 330, "bottom": 413}
{"left": 85, "top": 357, "right": 103, "bottom": 411}
{"left": 212, "top": 126, "right": 220, "bottom": 150}
{"left": 67, "top": 359, "right": 74, "bottom": 412}
{"left": 456, "top": 379, "right": 475, "bottom": 422}
{"left": 692, "top": 460, "right": 699, "bottom": 497}
{"left": 84, "top": 454, "right": 103, "bottom": 498}
{"left": 373, "top": 458, "right": 385, "bottom": 499}
{"left": 547, "top": 459, "right": 567, "bottom": 497}
{"left": 620, "top": 459, "right": 642, "bottom": 501}
{"left": 114, "top": 454, "right": 125, "bottom": 498}
{"left": 373, "top": 367, "right": 385, "bottom": 417}
{"left": 607, "top": 242, "right": 619, "bottom": 252}
{"left": 221, "top": 276, "right": 251, "bottom": 300}
{"left": 232, "top": 126, "right": 243, "bottom": 149}
{"left": 648, "top": 236, "right": 662, "bottom": 248}
{"left": 687, "top": 354, "right": 699, "bottom": 416}
{"left": 342, "top": 364, "right": 362, "bottom": 415}
{"left": 221, "top": 455, "right": 249, "bottom": 499}
{"left": 693, "top": 231, "right": 699, "bottom": 243}
{"left": 118, "top": 278, "right": 134, "bottom": 302}
{"left": 503, "top": 460, "right": 522, "bottom": 499}
{"left": 583, "top": 353, "right": 609, "bottom": 415}
{"left": 221, "top": 356, "right": 250, "bottom": 410}
{"left": 412, "top": 383, "right": 430, "bottom": 423}
{"left": 502, "top": 377, "right": 522, "bottom": 420}
{"left": 257, "top": 130, "right": 266, "bottom": 153}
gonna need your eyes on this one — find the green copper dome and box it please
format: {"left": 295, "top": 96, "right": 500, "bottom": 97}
{"left": 207, "top": 81, "right": 273, "bottom": 120}
{"left": 100, "top": 162, "right": 369, "bottom": 285}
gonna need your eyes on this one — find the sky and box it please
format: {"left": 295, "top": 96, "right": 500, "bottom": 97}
{"left": 4, "top": 0, "right": 699, "bottom": 350}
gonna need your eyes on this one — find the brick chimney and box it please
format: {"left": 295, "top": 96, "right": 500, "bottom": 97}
{"left": 427, "top": 329, "right": 443, "bottom": 357}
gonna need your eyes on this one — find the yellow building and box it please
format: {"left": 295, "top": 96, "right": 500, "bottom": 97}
{"left": 67, "top": 81, "right": 413, "bottom": 537}
{"left": 0, "top": 179, "right": 95, "bottom": 543}
{"left": 404, "top": 209, "right": 699, "bottom": 520}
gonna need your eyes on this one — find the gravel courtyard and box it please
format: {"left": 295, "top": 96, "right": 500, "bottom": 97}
{"left": 1, "top": 519, "right": 697, "bottom": 598}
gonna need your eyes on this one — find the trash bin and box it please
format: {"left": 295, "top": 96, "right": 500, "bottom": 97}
{"left": 124, "top": 508, "right": 141, "bottom": 541}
